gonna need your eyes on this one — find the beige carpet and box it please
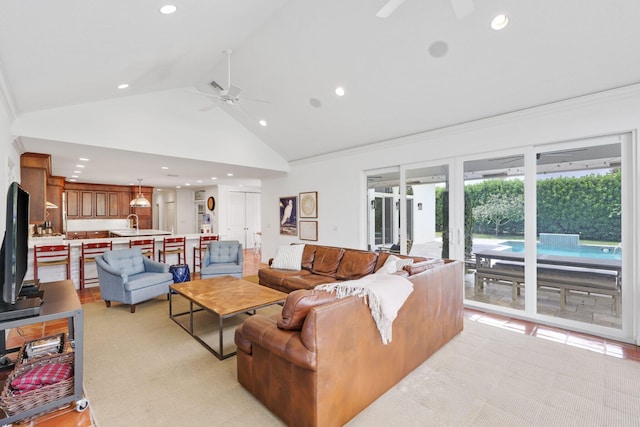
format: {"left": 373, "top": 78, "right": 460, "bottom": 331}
{"left": 83, "top": 297, "right": 640, "bottom": 427}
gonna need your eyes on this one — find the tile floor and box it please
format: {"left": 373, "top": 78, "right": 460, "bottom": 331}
{"left": 4, "top": 250, "right": 638, "bottom": 425}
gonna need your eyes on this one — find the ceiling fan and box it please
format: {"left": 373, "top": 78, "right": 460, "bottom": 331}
{"left": 188, "top": 49, "right": 268, "bottom": 110}
{"left": 376, "top": 0, "right": 476, "bottom": 19}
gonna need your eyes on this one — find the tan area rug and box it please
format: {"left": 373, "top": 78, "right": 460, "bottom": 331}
{"left": 83, "top": 297, "right": 640, "bottom": 426}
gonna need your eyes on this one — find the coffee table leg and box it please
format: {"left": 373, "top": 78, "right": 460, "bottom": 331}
{"left": 219, "top": 316, "right": 224, "bottom": 358}
{"left": 189, "top": 301, "right": 194, "bottom": 334}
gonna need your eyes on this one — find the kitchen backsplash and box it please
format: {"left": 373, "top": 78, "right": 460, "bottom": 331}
{"left": 66, "top": 219, "right": 129, "bottom": 232}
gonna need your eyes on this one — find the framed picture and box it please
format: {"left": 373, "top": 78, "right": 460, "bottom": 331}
{"left": 299, "top": 191, "right": 318, "bottom": 218}
{"left": 299, "top": 220, "right": 318, "bottom": 241}
{"left": 279, "top": 196, "right": 298, "bottom": 235}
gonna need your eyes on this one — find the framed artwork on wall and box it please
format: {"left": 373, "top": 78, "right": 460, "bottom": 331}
{"left": 279, "top": 196, "right": 298, "bottom": 235}
{"left": 299, "top": 220, "right": 318, "bottom": 241}
{"left": 299, "top": 191, "right": 318, "bottom": 218}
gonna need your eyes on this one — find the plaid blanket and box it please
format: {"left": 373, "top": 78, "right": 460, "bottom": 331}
{"left": 11, "top": 363, "right": 72, "bottom": 393}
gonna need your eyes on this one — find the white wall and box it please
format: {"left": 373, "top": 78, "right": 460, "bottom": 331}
{"left": 0, "top": 87, "right": 19, "bottom": 236}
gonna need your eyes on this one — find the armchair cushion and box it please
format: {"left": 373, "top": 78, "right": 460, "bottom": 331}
{"left": 102, "top": 248, "right": 145, "bottom": 276}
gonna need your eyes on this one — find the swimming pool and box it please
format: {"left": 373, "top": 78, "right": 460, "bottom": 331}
{"left": 498, "top": 240, "right": 621, "bottom": 260}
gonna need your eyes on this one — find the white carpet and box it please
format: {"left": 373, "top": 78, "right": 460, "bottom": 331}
{"left": 82, "top": 297, "right": 640, "bottom": 426}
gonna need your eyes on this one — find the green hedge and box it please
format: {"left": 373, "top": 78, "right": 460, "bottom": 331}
{"left": 436, "top": 170, "right": 621, "bottom": 241}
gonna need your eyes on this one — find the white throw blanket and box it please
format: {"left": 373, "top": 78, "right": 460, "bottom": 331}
{"left": 316, "top": 274, "right": 413, "bottom": 344}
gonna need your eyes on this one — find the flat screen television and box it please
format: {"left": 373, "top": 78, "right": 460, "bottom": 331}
{"left": 0, "top": 182, "right": 30, "bottom": 305}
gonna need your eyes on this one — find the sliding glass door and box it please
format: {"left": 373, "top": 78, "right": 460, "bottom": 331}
{"left": 463, "top": 154, "right": 526, "bottom": 312}
{"left": 535, "top": 142, "right": 623, "bottom": 329}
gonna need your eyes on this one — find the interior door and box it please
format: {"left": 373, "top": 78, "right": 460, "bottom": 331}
{"left": 226, "top": 191, "right": 261, "bottom": 249}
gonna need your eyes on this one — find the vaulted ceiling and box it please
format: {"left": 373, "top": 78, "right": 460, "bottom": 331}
{"left": 1, "top": 0, "right": 639, "bottom": 187}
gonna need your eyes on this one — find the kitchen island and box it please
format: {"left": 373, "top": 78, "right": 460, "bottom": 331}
{"left": 27, "top": 232, "right": 215, "bottom": 289}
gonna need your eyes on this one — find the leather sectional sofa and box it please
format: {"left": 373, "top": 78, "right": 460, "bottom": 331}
{"left": 236, "top": 247, "right": 463, "bottom": 426}
{"left": 257, "top": 244, "right": 432, "bottom": 293}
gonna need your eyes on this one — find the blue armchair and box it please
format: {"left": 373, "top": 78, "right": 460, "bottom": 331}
{"left": 200, "top": 240, "right": 244, "bottom": 279}
{"left": 95, "top": 247, "right": 174, "bottom": 313}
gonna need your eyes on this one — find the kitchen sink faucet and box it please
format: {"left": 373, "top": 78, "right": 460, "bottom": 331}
{"left": 127, "top": 214, "right": 139, "bottom": 232}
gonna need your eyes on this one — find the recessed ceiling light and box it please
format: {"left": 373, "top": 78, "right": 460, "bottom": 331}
{"left": 185, "top": 183, "right": 191, "bottom": 186}
{"left": 71, "top": 175, "right": 79, "bottom": 178}
{"left": 335, "top": 87, "right": 345, "bottom": 97}
{"left": 68, "top": 178, "right": 77, "bottom": 182}
{"left": 161, "top": 166, "right": 169, "bottom": 170}
{"left": 211, "top": 177, "right": 217, "bottom": 180}
{"left": 226, "top": 173, "right": 233, "bottom": 177}
{"left": 259, "top": 119, "right": 267, "bottom": 127}
{"left": 117, "top": 83, "right": 129, "bottom": 90}
{"left": 491, "top": 14, "right": 509, "bottom": 30}
{"left": 79, "top": 157, "right": 89, "bottom": 161}
{"left": 73, "top": 170, "right": 81, "bottom": 174}
{"left": 75, "top": 164, "right": 85, "bottom": 168}
{"left": 176, "top": 185, "right": 181, "bottom": 189}
{"left": 196, "top": 180, "right": 202, "bottom": 183}
{"left": 159, "top": 5, "right": 177, "bottom": 14}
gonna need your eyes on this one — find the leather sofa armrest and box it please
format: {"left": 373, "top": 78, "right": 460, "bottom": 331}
{"left": 241, "top": 315, "right": 317, "bottom": 371}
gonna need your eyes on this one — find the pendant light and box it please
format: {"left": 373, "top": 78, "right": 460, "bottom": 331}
{"left": 130, "top": 178, "right": 151, "bottom": 207}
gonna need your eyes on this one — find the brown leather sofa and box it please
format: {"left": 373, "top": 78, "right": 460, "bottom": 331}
{"left": 236, "top": 258, "right": 464, "bottom": 426}
{"left": 258, "top": 244, "right": 431, "bottom": 293}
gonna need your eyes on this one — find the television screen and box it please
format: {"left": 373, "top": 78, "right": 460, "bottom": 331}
{"left": 0, "top": 182, "right": 30, "bottom": 304}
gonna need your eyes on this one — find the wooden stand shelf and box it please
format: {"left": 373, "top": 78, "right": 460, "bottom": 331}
{"left": 0, "top": 280, "right": 85, "bottom": 424}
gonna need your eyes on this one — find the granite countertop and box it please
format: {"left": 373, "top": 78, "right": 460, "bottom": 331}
{"left": 109, "top": 229, "right": 173, "bottom": 237}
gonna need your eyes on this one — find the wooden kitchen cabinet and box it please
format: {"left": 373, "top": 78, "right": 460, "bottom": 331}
{"left": 95, "top": 191, "right": 107, "bottom": 217}
{"left": 66, "top": 190, "right": 80, "bottom": 218}
{"left": 21, "top": 167, "right": 47, "bottom": 223}
{"left": 66, "top": 231, "right": 87, "bottom": 239}
{"left": 81, "top": 191, "right": 93, "bottom": 217}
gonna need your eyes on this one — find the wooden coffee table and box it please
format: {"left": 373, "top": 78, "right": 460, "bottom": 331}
{"left": 169, "top": 276, "right": 287, "bottom": 360}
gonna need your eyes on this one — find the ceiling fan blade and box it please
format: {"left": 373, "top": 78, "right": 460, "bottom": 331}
{"left": 185, "top": 89, "right": 218, "bottom": 99}
{"left": 199, "top": 103, "right": 219, "bottom": 112}
{"left": 376, "top": 0, "right": 405, "bottom": 18}
{"left": 451, "top": 0, "right": 475, "bottom": 19}
{"left": 244, "top": 97, "right": 270, "bottom": 104}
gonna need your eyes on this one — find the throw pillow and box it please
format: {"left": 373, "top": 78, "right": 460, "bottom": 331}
{"left": 375, "top": 254, "right": 401, "bottom": 274}
{"left": 271, "top": 244, "right": 306, "bottom": 270}
{"left": 395, "top": 257, "right": 414, "bottom": 270}
{"left": 277, "top": 289, "right": 337, "bottom": 330}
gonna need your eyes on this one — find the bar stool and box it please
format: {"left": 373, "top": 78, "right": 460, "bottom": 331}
{"left": 129, "top": 238, "right": 155, "bottom": 260}
{"left": 193, "top": 235, "right": 219, "bottom": 274}
{"left": 80, "top": 241, "right": 112, "bottom": 289}
{"left": 33, "top": 244, "right": 71, "bottom": 282}
{"left": 158, "top": 236, "right": 186, "bottom": 264}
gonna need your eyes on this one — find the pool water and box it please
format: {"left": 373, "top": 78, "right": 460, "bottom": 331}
{"left": 500, "top": 240, "right": 621, "bottom": 260}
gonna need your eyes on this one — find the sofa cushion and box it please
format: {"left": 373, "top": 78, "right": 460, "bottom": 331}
{"left": 311, "top": 247, "right": 345, "bottom": 277}
{"left": 301, "top": 245, "right": 318, "bottom": 271}
{"left": 283, "top": 274, "right": 339, "bottom": 290}
{"left": 103, "top": 248, "right": 145, "bottom": 276}
{"left": 335, "top": 250, "right": 378, "bottom": 280}
{"left": 277, "top": 289, "right": 337, "bottom": 331}
{"left": 271, "top": 244, "right": 306, "bottom": 270}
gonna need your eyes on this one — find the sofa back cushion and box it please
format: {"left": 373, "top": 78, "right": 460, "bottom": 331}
{"left": 102, "top": 248, "right": 145, "bottom": 276}
{"left": 335, "top": 250, "right": 378, "bottom": 280}
{"left": 311, "top": 246, "right": 345, "bottom": 277}
{"left": 301, "top": 244, "right": 318, "bottom": 271}
{"left": 277, "top": 289, "right": 337, "bottom": 330}
{"left": 374, "top": 252, "right": 421, "bottom": 272}
{"left": 207, "top": 240, "right": 241, "bottom": 263}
